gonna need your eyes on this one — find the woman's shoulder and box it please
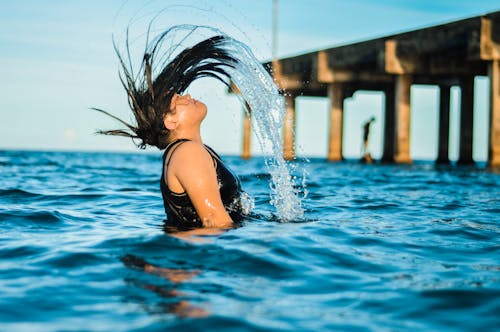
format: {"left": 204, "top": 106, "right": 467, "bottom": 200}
{"left": 173, "top": 140, "right": 205, "bottom": 153}
{"left": 169, "top": 140, "right": 212, "bottom": 165}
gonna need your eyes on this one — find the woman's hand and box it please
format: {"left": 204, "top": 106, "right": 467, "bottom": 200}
{"left": 167, "top": 141, "right": 233, "bottom": 228}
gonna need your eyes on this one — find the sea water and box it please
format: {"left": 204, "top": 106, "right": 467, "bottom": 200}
{"left": 0, "top": 150, "right": 499, "bottom": 331}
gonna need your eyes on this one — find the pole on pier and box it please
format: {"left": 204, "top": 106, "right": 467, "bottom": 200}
{"left": 394, "top": 74, "right": 412, "bottom": 163}
{"left": 458, "top": 76, "right": 475, "bottom": 165}
{"left": 272, "top": 0, "right": 278, "bottom": 61}
{"left": 437, "top": 85, "right": 451, "bottom": 164}
{"left": 382, "top": 87, "right": 395, "bottom": 163}
{"left": 241, "top": 104, "right": 252, "bottom": 159}
{"left": 283, "top": 94, "right": 296, "bottom": 160}
{"left": 327, "top": 83, "right": 344, "bottom": 161}
{"left": 489, "top": 60, "right": 500, "bottom": 166}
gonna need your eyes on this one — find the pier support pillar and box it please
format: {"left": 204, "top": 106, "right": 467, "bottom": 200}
{"left": 458, "top": 76, "right": 475, "bottom": 164}
{"left": 241, "top": 106, "right": 251, "bottom": 159}
{"left": 283, "top": 94, "right": 296, "bottom": 160}
{"left": 327, "top": 83, "right": 344, "bottom": 161}
{"left": 394, "top": 74, "right": 412, "bottom": 163}
{"left": 489, "top": 60, "right": 500, "bottom": 166}
{"left": 437, "top": 85, "right": 451, "bottom": 164}
{"left": 382, "top": 87, "right": 395, "bottom": 163}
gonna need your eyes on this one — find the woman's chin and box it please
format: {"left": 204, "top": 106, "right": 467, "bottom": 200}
{"left": 198, "top": 104, "right": 208, "bottom": 116}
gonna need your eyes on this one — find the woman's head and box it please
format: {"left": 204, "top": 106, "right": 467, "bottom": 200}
{"left": 163, "top": 93, "right": 207, "bottom": 133}
{"left": 94, "top": 27, "right": 238, "bottom": 150}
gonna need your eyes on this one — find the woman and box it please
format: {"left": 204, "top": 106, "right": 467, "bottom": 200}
{"left": 161, "top": 92, "right": 243, "bottom": 229}
{"left": 93, "top": 28, "right": 244, "bottom": 229}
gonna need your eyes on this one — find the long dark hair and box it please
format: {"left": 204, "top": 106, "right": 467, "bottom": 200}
{"left": 92, "top": 26, "right": 239, "bottom": 149}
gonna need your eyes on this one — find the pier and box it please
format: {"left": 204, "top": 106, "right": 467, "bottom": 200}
{"left": 241, "top": 11, "right": 500, "bottom": 165}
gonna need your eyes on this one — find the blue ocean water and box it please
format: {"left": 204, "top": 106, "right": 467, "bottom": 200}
{"left": 0, "top": 150, "right": 499, "bottom": 331}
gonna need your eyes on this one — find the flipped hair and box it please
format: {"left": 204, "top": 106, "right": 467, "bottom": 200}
{"left": 93, "top": 26, "right": 239, "bottom": 149}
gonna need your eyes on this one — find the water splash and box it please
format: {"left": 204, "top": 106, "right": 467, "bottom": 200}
{"left": 218, "top": 37, "right": 306, "bottom": 221}
{"left": 239, "top": 191, "right": 255, "bottom": 216}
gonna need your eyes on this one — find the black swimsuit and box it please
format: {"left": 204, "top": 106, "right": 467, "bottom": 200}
{"left": 160, "top": 139, "right": 243, "bottom": 228}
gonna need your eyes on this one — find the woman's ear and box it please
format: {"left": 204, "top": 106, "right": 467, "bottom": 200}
{"left": 164, "top": 113, "right": 177, "bottom": 130}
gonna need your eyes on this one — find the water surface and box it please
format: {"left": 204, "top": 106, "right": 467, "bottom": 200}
{"left": 0, "top": 150, "right": 498, "bottom": 331}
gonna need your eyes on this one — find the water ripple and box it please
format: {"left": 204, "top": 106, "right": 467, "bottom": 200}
{"left": 0, "top": 151, "right": 499, "bottom": 331}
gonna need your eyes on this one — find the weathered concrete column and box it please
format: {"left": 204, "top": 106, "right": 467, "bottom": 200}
{"left": 394, "top": 74, "right": 412, "bottom": 163}
{"left": 382, "top": 87, "right": 395, "bottom": 163}
{"left": 458, "top": 76, "right": 475, "bottom": 164}
{"left": 489, "top": 60, "right": 500, "bottom": 166}
{"left": 327, "top": 83, "right": 344, "bottom": 161}
{"left": 241, "top": 106, "right": 251, "bottom": 159}
{"left": 283, "top": 94, "right": 296, "bottom": 160}
{"left": 436, "top": 85, "right": 451, "bottom": 164}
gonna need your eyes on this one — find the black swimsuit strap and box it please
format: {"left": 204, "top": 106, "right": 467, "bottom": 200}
{"left": 164, "top": 139, "right": 191, "bottom": 167}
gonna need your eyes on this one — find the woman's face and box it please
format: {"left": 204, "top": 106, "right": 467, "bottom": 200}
{"left": 169, "top": 93, "right": 207, "bottom": 126}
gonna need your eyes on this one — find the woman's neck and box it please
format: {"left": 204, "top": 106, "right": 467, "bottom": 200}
{"left": 168, "top": 130, "right": 202, "bottom": 144}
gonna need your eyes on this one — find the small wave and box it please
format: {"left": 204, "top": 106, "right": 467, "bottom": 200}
{"left": 355, "top": 201, "right": 401, "bottom": 210}
{"left": 0, "top": 244, "right": 47, "bottom": 259}
{"left": 0, "top": 208, "right": 93, "bottom": 228}
{"left": 429, "top": 227, "right": 496, "bottom": 241}
{"left": 210, "top": 246, "right": 295, "bottom": 279}
{"left": 238, "top": 173, "right": 271, "bottom": 181}
{"left": 0, "top": 188, "right": 41, "bottom": 199}
{"left": 116, "top": 187, "right": 143, "bottom": 192}
{"left": 9, "top": 160, "right": 61, "bottom": 167}
{"left": 0, "top": 209, "right": 63, "bottom": 225}
{"left": 0, "top": 188, "right": 108, "bottom": 202}
{"left": 420, "top": 288, "right": 499, "bottom": 310}
{"left": 42, "top": 252, "right": 107, "bottom": 269}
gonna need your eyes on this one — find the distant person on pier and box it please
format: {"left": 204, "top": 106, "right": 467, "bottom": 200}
{"left": 92, "top": 28, "right": 246, "bottom": 230}
{"left": 361, "top": 116, "right": 375, "bottom": 163}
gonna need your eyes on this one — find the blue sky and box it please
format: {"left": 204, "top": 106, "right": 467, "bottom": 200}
{"left": 1, "top": 0, "right": 499, "bottom": 160}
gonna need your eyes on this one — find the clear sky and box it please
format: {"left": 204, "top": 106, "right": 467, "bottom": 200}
{"left": 1, "top": 0, "right": 499, "bottom": 160}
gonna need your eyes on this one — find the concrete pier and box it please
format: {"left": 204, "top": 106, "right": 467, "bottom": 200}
{"left": 394, "top": 74, "right": 412, "bottom": 164}
{"left": 458, "top": 77, "right": 475, "bottom": 164}
{"left": 382, "top": 87, "right": 395, "bottom": 163}
{"left": 436, "top": 85, "right": 451, "bottom": 164}
{"left": 327, "top": 83, "right": 344, "bottom": 161}
{"left": 489, "top": 60, "right": 500, "bottom": 166}
{"left": 241, "top": 107, "right": 252, "bottom": 159}
{"left": 250, "top": 10, "right": 500, "bottom": 165}
{"left": 283, "top": 94, "right": 296, "bottom": 160}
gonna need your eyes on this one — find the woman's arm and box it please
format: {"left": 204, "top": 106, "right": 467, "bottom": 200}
{"left": 168, "top": 141, "right": 233, "bottom": 228}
